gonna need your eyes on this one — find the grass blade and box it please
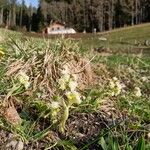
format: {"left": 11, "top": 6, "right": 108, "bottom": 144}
{"left": 99, "top": 137, "right": 108, "bottom": 150}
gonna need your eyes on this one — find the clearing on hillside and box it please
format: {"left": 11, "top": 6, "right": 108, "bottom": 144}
{"left": 0, "top": 25, "right": 150, "bottom": 150}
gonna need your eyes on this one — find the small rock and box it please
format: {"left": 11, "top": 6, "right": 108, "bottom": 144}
{"left": 16, "top": 141, "right": 24, "bottom": 150}
{"left": 144, "top": 40, "right": 149, "bottom": 46}
{"left": 145, "top": 124, "right": 150, "bottom": 131}
{"left": 75, "top": 133, "right": 85, "bottom": 138}
{"left": 4, "top": 106, "right": 22, "bottom": 125}
{"left": 6, "top": 140, "right": 17, "bottom": 149}
{"left": 6, "top": 140, "right": 24, "bottom": 150}
{"left": 147, "top": 133, "right": 150, "bottom": 141}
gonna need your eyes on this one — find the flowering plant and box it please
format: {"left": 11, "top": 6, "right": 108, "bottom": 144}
{"left": 134, "top": 87, "right": 142, "bottom": 97}
{"left": 109, "top": 77, "right": 123, "bottom": 96}
{"left": 56, "top": 65, "right": 81, "bottom": 133}
{"left": 17, "top": 71, "right": 30, "bottom": 89}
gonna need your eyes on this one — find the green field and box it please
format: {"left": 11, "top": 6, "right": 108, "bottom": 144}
{"left": 0, "top": 24, "right": 150, "bottom": 149}
{"left": 76, "top": 23, "right": 150, "bottom": 53}
{"left": 25, "top": 23, "right": 150, "bottom": 53}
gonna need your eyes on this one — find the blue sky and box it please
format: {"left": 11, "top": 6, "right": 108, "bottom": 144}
{"left": 18, "top": 0, "right": 39, "bottom": 7}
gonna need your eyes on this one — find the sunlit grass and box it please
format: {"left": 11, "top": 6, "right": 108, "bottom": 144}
{"left": 0, "top": 25, "right": 150, "bottom": 149}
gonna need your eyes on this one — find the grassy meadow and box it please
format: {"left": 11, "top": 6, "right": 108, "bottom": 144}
{"left": 0, "top": 24, "right": 150, "bottom": 150}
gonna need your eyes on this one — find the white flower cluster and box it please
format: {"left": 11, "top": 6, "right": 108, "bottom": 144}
{"left": 134, "top": 87, "right": 142, "bottom": 97}
{"left": 50, "top": 101, "right": 60, "bottom": 123}
{"left": 58, "top": 65, "right": 81, "bottom": 105}
{"left": 17, "top": 71, "right": 30, "bottom": 89}
{"left": 66, "top": 91, "right": 81, "bottom": 105}
{"left": 127, "top": 67, "right": 135, "bottom": 73}
{"left": 109, "top": 77, "right": 143, "bottom": 97}
{"left": 141, "top": 76, "right": 148, "bottom": 82}
{"left": 109, "top": 77, "right": 124, "bottom": 96}
{"left": 57, "top": 65, "right": 81, "bottom": 133}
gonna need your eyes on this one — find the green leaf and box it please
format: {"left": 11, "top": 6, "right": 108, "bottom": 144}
{"left": 136, "top": 136, "right": 145, "bottom": 150}
{"left": 125, "top": 144, "right": 133, "bottom": 150}
{"left": 112, "top": 139, "right": 119, "bottom": 150}
{"left": 56, "top": 140, "right": 77, "bottom": 150}
{"left": 99, "top": 137, "right": 108, "bottom": 150}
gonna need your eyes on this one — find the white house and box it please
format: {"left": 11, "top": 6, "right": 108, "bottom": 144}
{"left": 44, "top": 22, "right": 76, "bottom": 34}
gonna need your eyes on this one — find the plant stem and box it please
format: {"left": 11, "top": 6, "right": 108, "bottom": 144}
{"left": 59, "top": 100, "right": 70, "bottom": 133}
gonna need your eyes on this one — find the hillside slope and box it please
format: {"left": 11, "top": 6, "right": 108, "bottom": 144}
{"left": 80, "top": 23, "right": 150, "bottom": 52}
{"left": 0, "top": 26, "right": 150, "bottom": 150}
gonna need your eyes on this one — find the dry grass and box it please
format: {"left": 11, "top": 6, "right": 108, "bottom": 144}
{"left": 0, "top": 27, "right": 150, "bottom": 149}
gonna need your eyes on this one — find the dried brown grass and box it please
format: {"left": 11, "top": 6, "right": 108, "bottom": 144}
{"left": 4, "top": 40, "right": 94, "bottom": 103}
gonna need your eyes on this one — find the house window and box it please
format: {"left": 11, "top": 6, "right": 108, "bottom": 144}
{"left": 57, "top": 27, "right": 60, "bottom": 30}
{"left": 51, "top": 28, "right": 54, "bottom": 31}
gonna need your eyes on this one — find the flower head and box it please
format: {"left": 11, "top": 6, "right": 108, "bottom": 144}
{"left": 61, "top": 65, "right": 70, "bottom": 75}
{"left": 58, "top": 65, "right": 71, "bottom": 90}
{"left": 109, "top": 80, "right": 115, "bottom": 88}
{"left": 62, "top": 74, "right": 70, "bottom": 82}
{"left": 58, "top": 78, "right": 66, "bottom": 90}
{"left": 66, "top": 91, "right": 81, "bottom": 105}
{"left": 134, "top": 87, "right": 142, "bottom": 97}
{"left": 109, "top": 77, "right": 123, "bottom": 96}
{"left": 50, "top": 101, "right": 60, "bottom": 123}
{"left": 113, "top": 77, "right": 118, "bottom": 81}
{"left": 17, "top": 71, "right": 30, "bottom": 89}
{"left": 127, "top": 67, "right": 135, "bottom": 73}
{"left": 68, "top": 80, "right": 78, "bottom": 92}
{"left": 72, "top": 74, "right": 78, "bottom": 81}
{"left": 141, "top": 76, "right": 148, "bottom": 82}
{"left": 51, "top": 101, "right": 60, "bottom": 109}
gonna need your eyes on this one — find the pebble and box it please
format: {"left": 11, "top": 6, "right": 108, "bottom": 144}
{"left": 5, "top": 140, "right": 24, "bottom": 150}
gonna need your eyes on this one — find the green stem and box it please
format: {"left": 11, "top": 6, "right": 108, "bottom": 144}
{"left": 6, "top": 84, "right": 21, "bottom": 99}
{"left": 59, "top": 100, "right": 70, "bottom": 133}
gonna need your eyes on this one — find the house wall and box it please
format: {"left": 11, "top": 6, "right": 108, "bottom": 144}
{"left": 46, "top": 23, "right": 76, "bottom": 34}
{"left": 47, "top": 28, "right": 76, "bottom": 34}
{"left": 49, "top": 24, "right": 65, "bottom": 31}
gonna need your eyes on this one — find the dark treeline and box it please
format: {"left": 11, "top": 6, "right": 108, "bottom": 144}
{"left": 0, "top": 0, "right": 150, "bottom": 32}
{"left": 0, "top": 0, "right": 36, "bottom": 31}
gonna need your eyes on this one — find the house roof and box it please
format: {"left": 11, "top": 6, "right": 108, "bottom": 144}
{"left": 49, "top": 22, "right": 65, "bottom": 27}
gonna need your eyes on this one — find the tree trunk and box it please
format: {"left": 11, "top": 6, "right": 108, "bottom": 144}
{"left": 7, "top": 10, "right": 12, "bottom": 27}
{"left": 110, "top": 1, "right": 112, "bottom": 30}
{"left": 108, "top": 0, "right": 114, "bottom": 30}
{"left": 135, "top": 0, "right": 138, "bottom": 24}
{"left": 0, "top": 7, "right": 3, "bottom": 25}
{"left": 131, "top": 11, "right": 134, "bottom": 25}
{"left": 131, "top": 1, "right": 134, "bottom": 26}
{"left": 28, "top": 6, "right": 33, "bottom": 32}
{"left": 99, "top": 12, "right": 103, "bottom": 32}
{"left": 19, "top": 6, "right": 23, "bottom": 26}
{"left": 12, "top": 5, "right": 16, "bottom": 26}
